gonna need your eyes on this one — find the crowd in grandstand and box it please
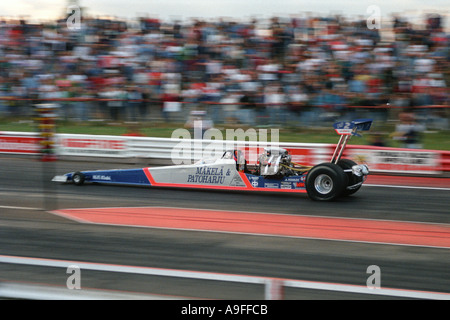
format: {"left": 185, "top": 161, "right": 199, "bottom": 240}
{"left": 0, "top": 12, "right": 448, "bottom": 130}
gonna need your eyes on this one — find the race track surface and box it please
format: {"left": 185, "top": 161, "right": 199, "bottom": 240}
{"left": 0, "top": 156, "right": 449, "bottom": 299}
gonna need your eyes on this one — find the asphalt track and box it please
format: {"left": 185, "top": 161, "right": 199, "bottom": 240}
{"left": 0, "top": 156, "right": 449, "bottom": 299}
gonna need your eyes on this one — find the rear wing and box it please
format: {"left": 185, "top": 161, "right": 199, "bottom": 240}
{"left": 333, "top": 119, "right": 373, "bottom": 137}
{"left": 331, "top": 119, "right": 373, "bottom": 163}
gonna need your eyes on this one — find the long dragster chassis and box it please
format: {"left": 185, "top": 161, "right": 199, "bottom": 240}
{"left": 52, "top": 119, "right": 372, "bottom": 201}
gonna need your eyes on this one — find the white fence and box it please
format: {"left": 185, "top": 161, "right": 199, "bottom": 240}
{"left": 1, "top": 255, "right": 449, "bottom": 300}
{"left": 0, "top": 131, "right": 331, "bottom": 165}
{"left": 0, "top": 131, "right": 446, "bottom": 174}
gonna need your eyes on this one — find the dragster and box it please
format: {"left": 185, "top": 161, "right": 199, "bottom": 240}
{"left": 52, "top": 119, "right": 372, "bottom": 201}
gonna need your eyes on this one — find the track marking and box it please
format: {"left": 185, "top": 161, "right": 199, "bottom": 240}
{"left": 365, "top": 175, "right": 450, "bottom": 189}
{"left": 0, "top": 205, "right": 42, "bottom": 211}
{"left": 364, "top": 184, "right": 450, "bottom": 191}
{"left": 1, "top": 254, "right": 449, "bottom": 300}
{"left": 50, "top": 206, "right": 450, "bottom": 249}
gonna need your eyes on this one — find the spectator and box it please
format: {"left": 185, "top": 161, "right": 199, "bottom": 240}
{"left": 0, "top": 12, "right": 446, "bottom": 129}
{"left": 126, "top": 84, "right": 143, "bottom": 122}
{"left": 184, "top": 109, "right": 214, "bottom": 139}
{"left": 391, "top": 111, "right": 426, "bottom": 148}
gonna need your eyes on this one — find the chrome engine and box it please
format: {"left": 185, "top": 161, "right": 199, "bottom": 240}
{"left": 258, "top": 148, "right": 293, "bottom": 177}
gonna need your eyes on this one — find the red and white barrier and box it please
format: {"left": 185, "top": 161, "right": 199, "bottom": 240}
{"left": 0, "top": 133, "right": 40, "bottom": 154}
{"left": 57, "top": 134, "right": 129, "bottom": 158}
{"left": 330, "top": 145, "right": 447, "bottom": 175}
{"left": 0, "top": 131, "right": 448, "bottom": 175}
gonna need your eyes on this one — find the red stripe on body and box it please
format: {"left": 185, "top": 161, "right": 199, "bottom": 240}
{"left": 143, "top": 168, "right": 305, "bottom": 193}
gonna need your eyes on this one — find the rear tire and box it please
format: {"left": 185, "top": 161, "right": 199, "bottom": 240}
{"left": 337, "top": 159, "right": 363, "bottom": 196}
{"left": 72, "top": 172, "right": 85, "bottom": 186}
{"left": 305, "top": 163, "right": 347, "bottom": 201}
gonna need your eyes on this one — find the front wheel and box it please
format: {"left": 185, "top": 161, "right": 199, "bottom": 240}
{"left": 305, "top": 163, "right": 348, "bottom": 201}
{"left": 72, "top": 172, "right": 85, "bottom": 186}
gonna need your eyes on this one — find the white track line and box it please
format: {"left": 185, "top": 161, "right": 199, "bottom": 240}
{"left": 0, "top": 254, "right": 448, "bottom": 300}
{"left": 364, "top": 184, "right": 450, "bottom": 191}
{"left": 0, "top": 205, "right": 42, "bottom": 211}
